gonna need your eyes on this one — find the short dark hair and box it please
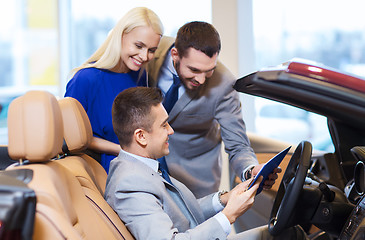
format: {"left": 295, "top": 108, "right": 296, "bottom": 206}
{"left": 175, "top": 21, "right": 221, "bottom": 58}
{"left": 112, "top": 87, "right": 163, "bottom": 147}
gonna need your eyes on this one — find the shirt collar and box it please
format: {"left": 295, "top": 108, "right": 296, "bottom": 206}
{"left": 165, "top": 50, "right": 178, "bottom": 77}
{"left": 120, "top": 148, "right": 159, "bottom": 173}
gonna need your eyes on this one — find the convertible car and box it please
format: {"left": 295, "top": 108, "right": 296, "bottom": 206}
{"left": 0, "top": 59, "right": 364, "bottom": 240}
{"left": 234, "top": 59, "right": 365, "bottom": 239}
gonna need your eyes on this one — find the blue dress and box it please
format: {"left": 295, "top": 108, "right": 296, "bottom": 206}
{"left": 64, "top": 68, "right": 146, "bottom": 173}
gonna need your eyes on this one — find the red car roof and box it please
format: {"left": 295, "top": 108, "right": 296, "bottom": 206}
{"left": 286, "top": 61, "right": 365, "bottom": 94}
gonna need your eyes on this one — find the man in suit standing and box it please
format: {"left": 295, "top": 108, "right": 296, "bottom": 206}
{"left": 105, "top": 86, "right": 307, "bottom": 240}
{"left": 147, "top": 21, "right": 273, "bottom": 198}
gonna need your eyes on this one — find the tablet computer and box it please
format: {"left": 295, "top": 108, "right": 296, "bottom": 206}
{"left": 247, "top": 146, "right": 291, "bottom": 194}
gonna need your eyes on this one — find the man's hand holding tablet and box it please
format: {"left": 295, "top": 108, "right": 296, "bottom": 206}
{"left": 246, "top": 146, "right": 291, "bottom": 195}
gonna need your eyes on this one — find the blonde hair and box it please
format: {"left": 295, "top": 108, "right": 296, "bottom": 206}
{"left": 71, "top": 7, "right": 163, "bottom": 76}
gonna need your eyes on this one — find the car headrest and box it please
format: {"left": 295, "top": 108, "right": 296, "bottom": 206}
{"left": 58, "top": 97, "right": 93, "bottom": 154}
{"left": 7, "top": 91, "right": 64, "bottom": 162}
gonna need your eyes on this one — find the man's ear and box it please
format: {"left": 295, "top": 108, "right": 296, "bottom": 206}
{"left": 171, "top": 47, "right": 179, "bottom": 62}
{"left": 134, "top": 128, "right": 147, "bottom": 146}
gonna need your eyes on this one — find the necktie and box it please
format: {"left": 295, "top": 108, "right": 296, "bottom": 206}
{"left": 163, "top": 74, "right": 180, "bottom": 113}
{"left": 158, "top": 157, "right": 172, "bottom": 184}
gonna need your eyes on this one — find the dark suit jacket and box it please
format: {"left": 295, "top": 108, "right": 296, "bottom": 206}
{"left": 147, "top": 36, "right": 258, "bottom": 198}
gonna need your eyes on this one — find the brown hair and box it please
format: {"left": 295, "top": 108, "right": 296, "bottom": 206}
{"left": 112, "top": 87, "right": 163, "bottom": 147}
{"left": 175, "top": 21, "right": 221, "bottom": 58}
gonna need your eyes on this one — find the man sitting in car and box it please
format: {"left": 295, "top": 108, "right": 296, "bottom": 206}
{"left": 105, "top": 86, "right": 308, "bottom": 239}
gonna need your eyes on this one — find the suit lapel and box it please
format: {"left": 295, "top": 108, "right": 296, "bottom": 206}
{"left": 168, "top": 90, "right": 198, "bottom": 122}
{"left": 168, "top": 68, "right": 208, "bottom": 122}
{"left": 118, "top": 151, "right": 202, "bottom": 225}
{"left": 168, "top": 178, "right": 202, "bottom": 226}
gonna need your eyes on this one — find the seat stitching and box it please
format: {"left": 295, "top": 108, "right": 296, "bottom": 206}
{"left": 85, "top": 195, "right": 126, "bottom": 240}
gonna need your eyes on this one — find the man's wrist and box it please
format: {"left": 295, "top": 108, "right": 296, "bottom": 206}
{"left": 243, "top": 166, "right": 255, "bottom": 181}
{"left": 218, "top": 190, "right": 228, "bottom": 207}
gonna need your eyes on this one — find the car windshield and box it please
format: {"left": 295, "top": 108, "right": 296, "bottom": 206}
{"left": 254, "top": 97, "right": 334, "bottom": 152}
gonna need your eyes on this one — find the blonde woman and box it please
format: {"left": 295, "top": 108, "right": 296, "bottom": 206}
{"left": 65, "top": 7, "right": 163, "bottom": 172}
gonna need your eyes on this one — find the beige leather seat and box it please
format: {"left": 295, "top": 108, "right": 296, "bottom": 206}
{"left": 58, "top": 96, "right": 134, "bottom": 239}
{"left": 58, "top": 97, "right": 106, "bottom": 194}
{"left": 7, "top": 91, "right": 133, "bottom": 240}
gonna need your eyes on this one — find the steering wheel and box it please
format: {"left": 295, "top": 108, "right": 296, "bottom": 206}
{"left": 268, "top": 141, "right": 312, "bottom": 236}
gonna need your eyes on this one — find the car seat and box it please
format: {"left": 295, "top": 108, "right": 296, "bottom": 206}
{"left": 58, "top": 96, "right": 106, "bottom": 194}
{"left": 57, "top": 96, "right": 134, "bottom": 239}
{"left": 6, "top": 90, "right": 134, "bottom": 240}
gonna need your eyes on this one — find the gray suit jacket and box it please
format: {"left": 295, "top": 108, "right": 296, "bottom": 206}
{"left": 105, "top": 151, "right": 227, "bottom": 240}
{"left": 148, "top": 37, "right": 258, "bottom": 198}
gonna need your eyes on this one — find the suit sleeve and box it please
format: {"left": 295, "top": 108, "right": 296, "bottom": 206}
{"left": 213, "top": 63, "right": 258, "bottom": 179}
{"left": 196, "top": 193, "right": 218, "bottom": 219}
{"left": 110, "top": 174, "right": 227, "bottom": 240}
